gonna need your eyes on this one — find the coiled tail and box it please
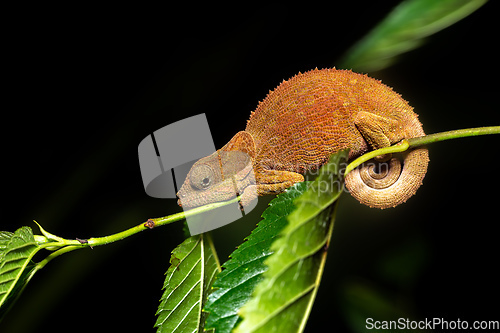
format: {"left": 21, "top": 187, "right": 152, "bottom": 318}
{"left": 345, "top": 147, "right": 429, "bottom": 208}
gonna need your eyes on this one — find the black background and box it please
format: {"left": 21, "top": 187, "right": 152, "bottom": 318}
{"left": 2, "top": 2, "right": 499, "bottom": 332}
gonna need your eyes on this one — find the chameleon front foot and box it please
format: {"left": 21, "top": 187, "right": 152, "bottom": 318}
{"left": 254, "top": 169, "right": 305, "bottom": 196}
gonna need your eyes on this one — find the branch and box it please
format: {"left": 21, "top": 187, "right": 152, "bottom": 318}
{"left": 345, "top": 126, "right": 499, "bottom": 175}
{"left": 32, "top": 126, "right": 500, "bottom": 255}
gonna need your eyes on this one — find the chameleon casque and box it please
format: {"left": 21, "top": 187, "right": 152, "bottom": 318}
{"left": 177, "top": 68, "right": 429, "bottom": 209}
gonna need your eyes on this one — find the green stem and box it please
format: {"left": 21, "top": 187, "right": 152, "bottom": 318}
{"left": 84, "top": 196, "right": 240, "bottom": 248}
{"left": 345, "top": 125, "right": 499, "bottom": 175}
{"left": 26, "top": 201, "right": 234, "bottom": 290}
{"left": 37, "top": 126, "right": 500, "bottom": 251}
{"left": 344, "top": 140, "right": 409, "bottom": 175}
{"left": 406, "top": 126, "right": 500, "bottom": 147}
{"left": 35, "top": 245, "right": 82, "bottom": 270}
{"left": 206, "top": 232, "right": 222, "bottom": 273}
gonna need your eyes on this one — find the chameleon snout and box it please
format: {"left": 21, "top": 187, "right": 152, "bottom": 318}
{"left": 176, "top": 189, "right": 186, "bottom": 207}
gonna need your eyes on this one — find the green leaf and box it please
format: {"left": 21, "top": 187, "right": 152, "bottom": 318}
{"left": 234, "top": 150, "right": 348, "bottom": 333}
{"left": 0, "top": 227, "right": 40, "bottom": 318}
{"left": 204, "top": 181, "right": 309, "bottom": 333}
{"left": 339, "top": 0, "right": 487, "bottom": 72}
{"left": 155, "top": 233, "right": 220, "bottom": 333}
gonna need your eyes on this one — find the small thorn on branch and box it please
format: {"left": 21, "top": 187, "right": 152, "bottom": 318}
{"left": 76, "top": 238, "right": 88, "bottom": 244}
{"left": 144, "top": 219, "right": 156, "bottom": 229}
{"left": 323, "top": 242, "right": 330, "bottom": 252}
{"left": 76, "top": 238, "right": 93, "bottom": 249}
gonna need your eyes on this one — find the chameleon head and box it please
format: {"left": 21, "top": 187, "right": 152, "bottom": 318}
{"left": 177, "top": 149, "right": 255, "bottom": 209}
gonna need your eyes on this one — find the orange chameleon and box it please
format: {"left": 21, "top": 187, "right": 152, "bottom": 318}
{"left": 177, "top": 68, "right": 429, "bottom": 209}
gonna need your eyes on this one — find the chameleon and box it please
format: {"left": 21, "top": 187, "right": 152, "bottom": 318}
{"left": 177, "top": 68, "right": 429, "bottom": 209}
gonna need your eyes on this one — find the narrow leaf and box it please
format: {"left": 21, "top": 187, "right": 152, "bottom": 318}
{"left": 204, "top": 182, "right": 308, "bottom": 333}
{"left": 0, "top": 227, "right": 40, "bottom": 318}
{"left": 235, "top": 150, "right": 348, "bottom": 333}
{"left": 339, "top": 0, "right": 487, "bottom": 72}
{"left": 155, "top": 233, "right": 220, "bottom": 333}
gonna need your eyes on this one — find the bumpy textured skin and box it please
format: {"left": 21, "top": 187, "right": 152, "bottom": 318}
{"left": 177, "top": 68, "right": 429, "bottom": 209}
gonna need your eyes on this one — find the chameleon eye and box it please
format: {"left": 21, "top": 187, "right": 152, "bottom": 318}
{"left": 201, "top": 177, "right": 211, "bottom": 188}
{"left": 190, "top": 164, "right": 215, "bottom": 190}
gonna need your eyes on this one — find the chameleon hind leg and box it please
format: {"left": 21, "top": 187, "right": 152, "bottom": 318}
{"left": 348, "top": 111, "right": 428, "bottom": 208}
{"left": 354, "top": 111, "right": 403, "bottom": 158}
